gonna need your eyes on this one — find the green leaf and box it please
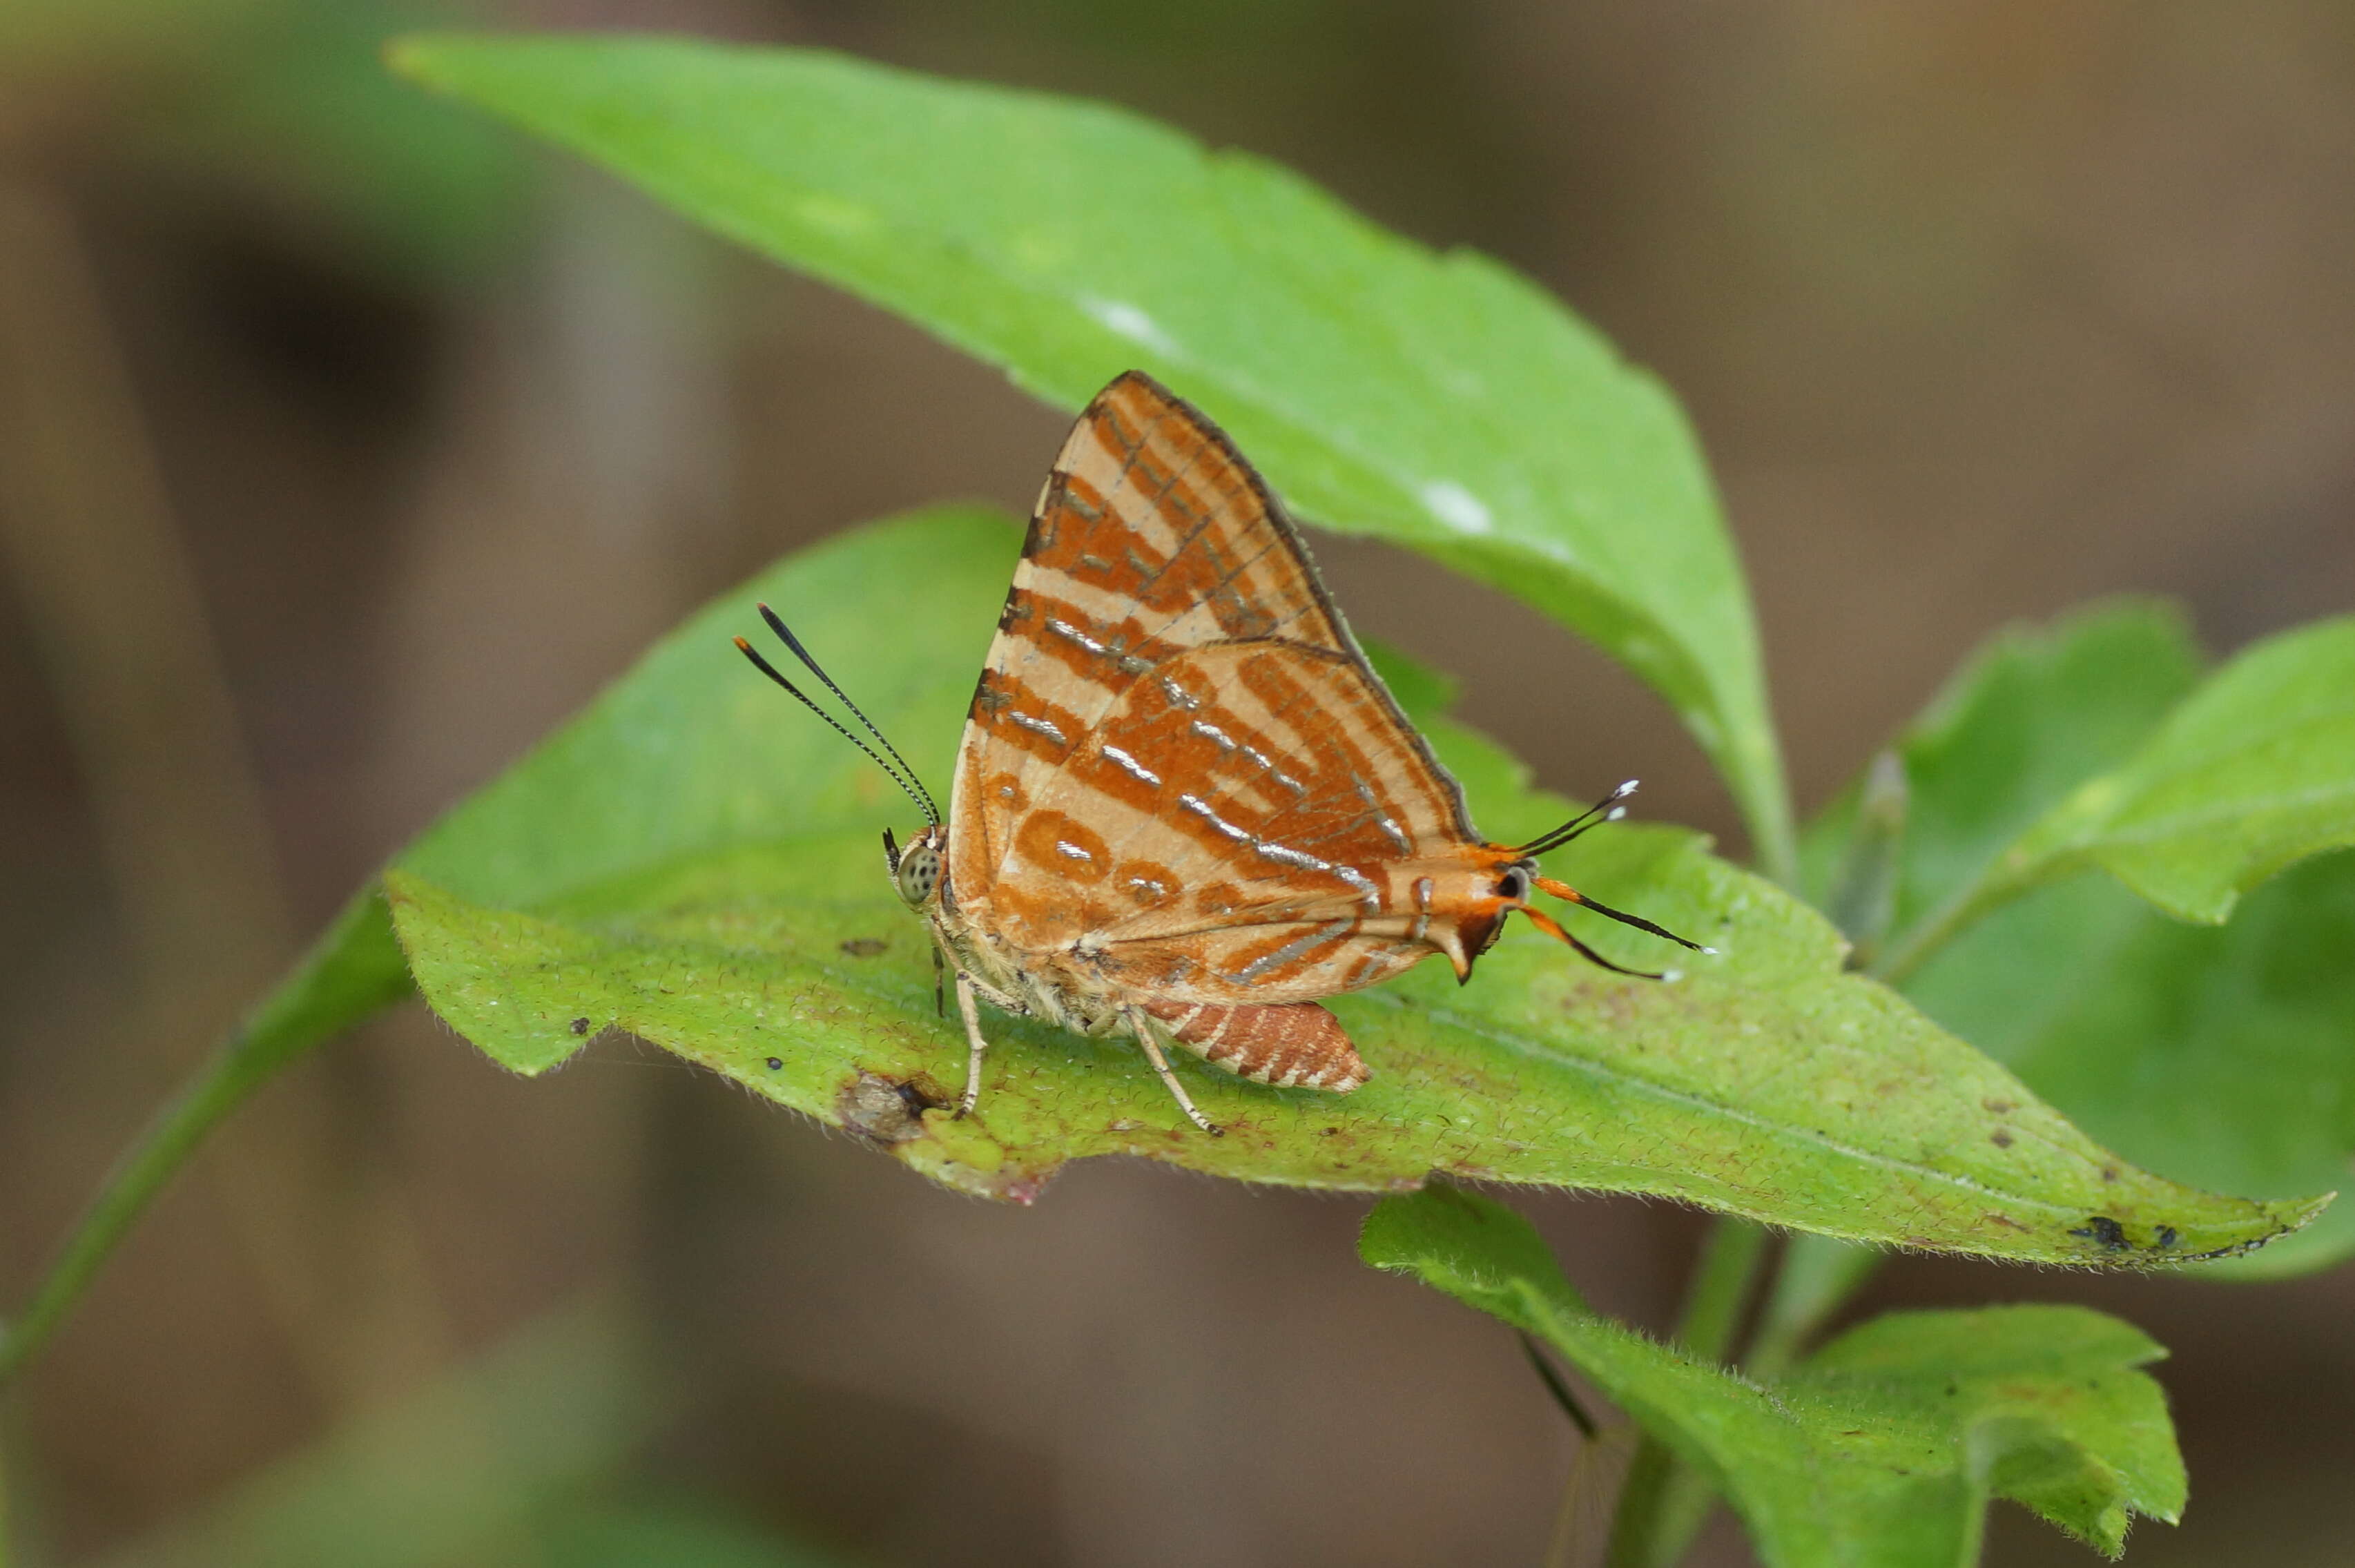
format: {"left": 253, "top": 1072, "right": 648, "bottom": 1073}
{"left": 1803, "top": 599, "right": 2204, "bottom": 971}
{"left": 1361, "top": 1186, "right": 2185, "bottom": 1567}
{"left": 382, "top": 507, "right": 2318, "bottom": 1261}
{"left": 2005, "top": 615, "right": 2355, "bottom": 923}
{"left": 1802, "top": 601, "right": 2354, "bottom": 1278}
{"left": 386, "top": 30, "right": 1795, "bottom": 878}
{"left": 1859, "top": 612, "right": 2355, "bottom": 973}
{"left": 1910, "top": 857, "right": 2355, "bottom": 1278}
{"left": 1801, "top": 1307, "right": 2184, "bottom": 1559}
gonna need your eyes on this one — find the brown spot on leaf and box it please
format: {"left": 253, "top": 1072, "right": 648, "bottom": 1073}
{"left": 836, "top": 1071, "right": 945, "bottom": 1146}
{"left": 1981, "top": 1097, "right": 2016, "bottom": 1114}
{"left": 840, "top": 938, "right": 888, "bottom": 958}
{"left": 1990, "top": 1129, "right": 2014, "bottom": 1148}
{"left": 570, "top": 1017, "right": 592, "bottom": 1036}
{"left": 2070, "top": 1215, "right": 2131, "bottom": 1251}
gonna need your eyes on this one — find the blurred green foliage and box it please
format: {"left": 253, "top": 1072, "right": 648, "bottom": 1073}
{"left": 2, "top": 0, "right": 531, "bottom": 284}
{"left": 98, "top": 1297, "right": 847, "bottom": 1568}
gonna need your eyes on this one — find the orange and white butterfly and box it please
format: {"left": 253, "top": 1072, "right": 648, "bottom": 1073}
{"left": 737, "top": 372, "right": 1704, "bottom": 1134}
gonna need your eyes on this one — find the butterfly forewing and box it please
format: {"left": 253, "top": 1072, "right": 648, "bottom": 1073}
{"left": 739, "top": 369, "right": 1694, "bottom": 1132}
{"left": 950, "top": 373, "right": 1484, "bottom": 1006}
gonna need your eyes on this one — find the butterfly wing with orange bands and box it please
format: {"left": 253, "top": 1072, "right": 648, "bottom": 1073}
{"left": 948, "top": 373, "right": 1505, "bottom": 1024}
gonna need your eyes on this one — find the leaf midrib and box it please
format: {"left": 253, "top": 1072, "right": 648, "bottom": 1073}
{"left": 1366, "top": 989, "right": 2124, "bottom": 1228}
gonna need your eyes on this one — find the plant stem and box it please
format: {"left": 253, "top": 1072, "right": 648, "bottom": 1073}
{"left": 1741, "top": 777, "right": 1801, "bottom": 898}
{"left": 1872, "top": 871, "right": 2025, "bottom": 987}
{"left": 0, "top": 893, "right": 410, "bottom": 1386}
{"left": 1521, "top": 1332, "right": 1600, "bottom": 1440}
{"left": 1669, "top": 1219, "right": 1770, "bottom": 1363}
{"left": 1744, "top": 1232, "right": 1886, "bottom": 1381}
{"left": 1601, "top": 1219, "right": 1770, "bottom": 1567}
{"left": 1602, "top": 1439, "right": 1677, "bottom": 1568}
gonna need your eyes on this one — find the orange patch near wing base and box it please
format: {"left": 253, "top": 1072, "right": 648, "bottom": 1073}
{"left": 1014, "top": 810, "right": 1111, "bottom": 884}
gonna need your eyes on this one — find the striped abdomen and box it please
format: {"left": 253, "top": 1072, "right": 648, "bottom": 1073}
{"left": 1142, "top": 1001, "right": 1369, "bottom": 1093}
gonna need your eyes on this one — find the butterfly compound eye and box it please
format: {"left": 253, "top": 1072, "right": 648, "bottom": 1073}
{"left": 894, "top": 842, "right": 942, "bottom": 907}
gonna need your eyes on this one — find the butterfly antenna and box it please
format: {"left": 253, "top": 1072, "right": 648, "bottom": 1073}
{"left": 1515, "top": 780, "right": 1638, "bottom": 857}
{"left": 1532, "top": 875, "right": 1712, "bottom": 954}
{"left": 733, "top": 634, "right": 939, "bottom": 827}
{"left": 758, "top": 604, "right": 941, "bottom": 826}
{"left": 1518, "top": 905, "right": 1668, "bottom": 980}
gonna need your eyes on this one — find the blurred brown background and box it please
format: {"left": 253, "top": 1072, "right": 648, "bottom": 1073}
{"left": 3, "top": 3, "right": 2350, "bottom": 1565}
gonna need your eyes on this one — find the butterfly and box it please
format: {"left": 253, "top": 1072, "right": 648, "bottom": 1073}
{"left": 736, "top": 371, "right": 1704, "bottom": 1136}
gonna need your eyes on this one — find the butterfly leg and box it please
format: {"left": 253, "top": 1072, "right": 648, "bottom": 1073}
{"left": 951, "top": 971, "right": 992, "bottom": 1119}
{"left": 1124, "top": 1007, "right": 1223, "bottom": 1137}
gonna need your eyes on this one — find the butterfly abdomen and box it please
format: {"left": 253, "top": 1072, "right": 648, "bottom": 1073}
{"left": 1143, "top": 1000, "right": 1369, "bottom": 1093}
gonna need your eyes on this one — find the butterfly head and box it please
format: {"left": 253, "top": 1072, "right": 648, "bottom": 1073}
{"left": 884, "top": 825, "right": 947, "bottom": 910}
{"left": 1442, "top": 781, "right": 1713, "bottom": 982}
{"left": 1428, "top": 851, "right": 1542, "bottom": 980}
